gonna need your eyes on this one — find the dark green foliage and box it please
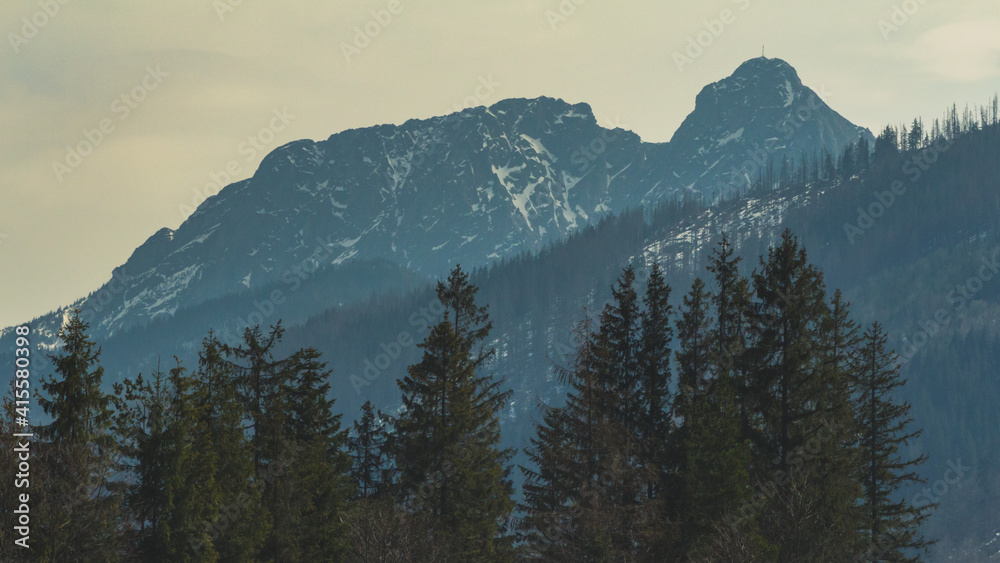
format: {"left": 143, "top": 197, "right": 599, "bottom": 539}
{"left": 392, "top": 265, "right": 515, "bottom": 561}
{"left": 520, "top": 234, "right": 935, "bottom": 561}
{"left": 34, "top": 310, "right": 123, "bottom": 561}
{"left": 637, "top": 263, "right": 673, "bottom": 502}
{"left": 112, "top": 360, "right": 220, "bottom": 561}
{"left": 220, "top": 325, "right": 353, "bottom": 561}
{"left": 193, "top": 333, "right": 269, "bottom": 562}
{"left": 854, "top": 323, "right": 935, "bottom": 561}
{"left": 681, "top": 372, "right": 760, "bottom": 559}
{"left": 279, "top": 347, "right": 355, "bottom": 561}
{"left": 4, "top": 222, "right": 953, "bottom": 560}
{"left": 349, "top": 400, "right": 394, "bottom": 500}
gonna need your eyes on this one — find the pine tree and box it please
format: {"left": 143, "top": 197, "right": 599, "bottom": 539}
{"left": 801, "top": 289, "right": 866, "bottom": 559}
{"left": 345, "top": 402, "right": 413, "bottom": 563}
{"left": 665, "top": 278, "right": 714, "bottom": 554}
{"left": 672, "top": 277, "right": 716, "bottom": 553}
{"left": 35, "top": 310, "right": 122, "bottom": 561}
{"left": 637, "top": 263, "right": 673, "bottom": 501}
{"left": 521, "top": 311, "right": 663, "bottom": 562}
{"left": 746, "top": 230, "right": 828, "bottom": 475}
{"left": 220, "top": 325, "right": 353, "bottom": 560}
{"left": 393, "top": 265, "right": 515, "bottom": 561}
{"left": 823, "top": 149, "right": 836, "bottom": 181}
{"left": 682, "top": 372, "right": 765, "bottom": 560}
{"left": 853, "top": 323, "right": 935, "bottom": 561}
{"left": 673, "top": 278, "right": 713, "bottom": 445}
{"left": 193, "top": 333, "right": 268, "bottom": 562}
{"left": 908, "top": 118, "right": 924, "bottom": 150}
{"left": 348, "top": 400, "right": 393, "bottom": 499}
{"left": 112, "top": 359, "right": 221, "bottom": 561}
{"left": 706, "top": 234, "right": 753, "bottom": 442}
{"left": 520, "top": 317, "right": 598, "bottom": 561}
{"left": 519, "top": 390, "right": 577, "bottom": 560}
{"left": 220, "top": 323, "right": 301, "bottom": 560}
{"left": 744, "top": 231, "right": 862, "bottom": 560}
{"left": 595, "top": 265, "right": 642, "bottom": 435}
{"left": 220, "top": 323, "right": 295, "bottom": 477}
{"left": 276, "top": 347, "right": 354, "bottom": 561}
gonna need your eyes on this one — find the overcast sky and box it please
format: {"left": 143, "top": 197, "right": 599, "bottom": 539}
{"left": 2, "top": 0, "right": 999, "bottom": 329}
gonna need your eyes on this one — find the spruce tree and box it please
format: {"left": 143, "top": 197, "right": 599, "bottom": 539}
{"left": 746, "top": 231, "right": 861, "bottom": 560}
{"left": 853, "top": 323, "right": 935, "bottom": 561}
{"left": 349, "top": 400, "right": 393, "bottom": 500}
{"left": 706, "top": 233, "right": 754, "bottom": 444}
{"left": 595, "top": 265, "right": 642, "bottom": 434}
{"left": 519, "top": 316, "right": 601, "bottom": 561}
{"left": 809, "top": 289, "right": 866, "bottom": 557}
{"left": 682, "top": 372, "right": 766, "bottom": 561}
{"left": 276, "top": 347, "right": 354, "bottom": 561}
{"left": 112, "top": 360, "right": 220, "bottom": 561}
{"left": 220, "top": 323, "right": 295, "bottom": 477}
{"left": 35, "top": 310, "right": 122, "bottom": 561}
{"left": 637, "top": 263, "right": 673, "bottom": 502}
{"left": 193, "top": 333, "right": 268, "bottom": 562}
{"left": 672, "top": 277, "right": 719, "bottom": 554}
{"left": 393, "top": 265, "right": 514, "bottom": 561}
{"left": 521, "top": 311, "right": 662, "bottom": 562}
{"left": 345, "top": 401, "right": 405, "bottom": 562}
{"left": 745, "top": 230, "right": 828, "bottom": 474}
{"left": 589, "top": 265, "right": 652, "bottom": 551}
{"left": 673, "top": 278, "right": 713, "bottom": 448}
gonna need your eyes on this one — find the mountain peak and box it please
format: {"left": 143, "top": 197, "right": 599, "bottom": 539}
{"left": 731, "top": 56, "right": 801, "bottom": 83}
{"left": 692, "top": 57, "right": 806, "bottom": 115}
{"left": 666, "top": 57, "right": 872, "bottom": 202}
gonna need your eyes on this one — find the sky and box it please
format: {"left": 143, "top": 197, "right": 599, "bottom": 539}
{"left": 2, "top": 0, "right": 999, "bottom": 329}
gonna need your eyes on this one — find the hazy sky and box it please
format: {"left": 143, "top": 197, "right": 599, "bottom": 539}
{"left": 2, "top": 0, "right": 999, "bottom": 329}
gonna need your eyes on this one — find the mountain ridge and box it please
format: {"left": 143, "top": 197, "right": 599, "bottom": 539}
{"left": 2, "top": 57, "right": 870, "bottom": 349}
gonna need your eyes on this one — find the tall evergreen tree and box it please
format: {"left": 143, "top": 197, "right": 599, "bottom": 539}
{"left": 520, "top": 316, "right": 598, "bottom": 561}
{"left": 854, "top": 323, "right": 936, "bottom": 561}
{"left": 660, "top": 277, "right": 715, "bottom": 558}
{"left": 220, "top": 323, "right": 295, "bottom": 477}
{"left": 637, "top": 263, "right": 673, "bottom": 501}
{"left": 35, "top": 310, "right": 122, "bottom": 561}
{"left": 193, "top": 333, "right": 268, "bottom": 562}
{"left": 706, "top": 234, "right": 754, "bottom": 444}
{"left": 673, "top": 278, "right": 713, "bottom": 440}
{"left": 595, "top": 265, "right": 642, "bottom": 431}
{"left": 521, "top": 312, "right": 662, "bottom": 562}
{"left": 800, "top": 289, "right": 866, "bottom": 558}
{"left": 682, "top": 372, "right": 768, "bottom": 561}
{"left": 745, "top": 230, "right": 862, "bottom": 560}
{"left": 221, "top": 326, "right": 352, "bottom": 560}
{"left": 348, "top": 400, "right": 393, "bottom": 500}
{"left": 393, "top": 265, "right": 515, "bottom": 561}
{"left": 275, "top": 347, "right": 354, "bottom": 561}
{"left": 112, "top": 359, "right": 220, "bottom": 561}
{"left": 746, "top": 230, "right": 828, "bottom": 475}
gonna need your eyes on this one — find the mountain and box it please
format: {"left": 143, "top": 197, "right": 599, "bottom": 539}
{"left": 657, "top": 56, "right": 873, "bottom": 203}
{"left": 2, "top": 57, "right": 999, "bottom": 560}
{"left": 1, "top": 57, "right": 869, "bottom": 350}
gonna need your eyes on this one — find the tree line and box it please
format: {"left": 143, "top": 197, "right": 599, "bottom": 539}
{"left": 2, "top": 233, "right": 934, "bottom": 561}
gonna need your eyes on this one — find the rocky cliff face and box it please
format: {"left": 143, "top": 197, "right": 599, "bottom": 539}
{"left": 662, "top": 57, "right": 873, "bottom": 203}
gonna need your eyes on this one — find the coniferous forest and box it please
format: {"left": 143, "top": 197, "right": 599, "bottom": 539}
{"left": 1, "top": 231, "right": 939, "bottom": 561}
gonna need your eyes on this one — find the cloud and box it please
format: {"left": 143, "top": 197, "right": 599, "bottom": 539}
{"left": 899, "top": 19, "right": 1000, "bottom": 81}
